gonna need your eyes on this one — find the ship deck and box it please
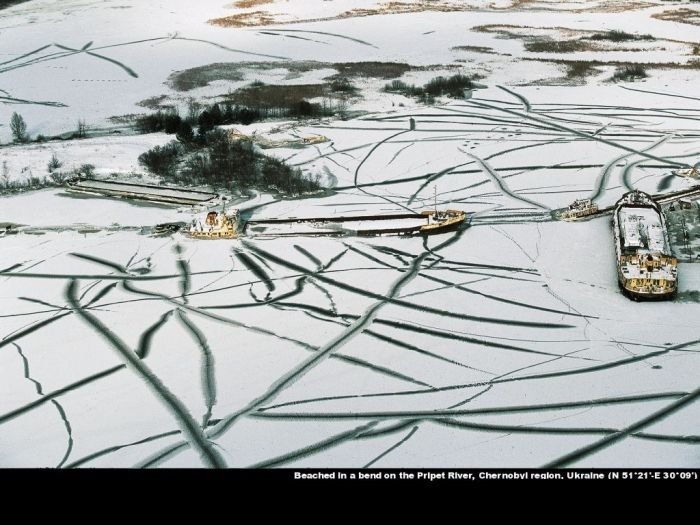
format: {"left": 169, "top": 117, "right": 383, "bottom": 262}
{"left": 618, "top": 206, "right": 668, "bottom": 254}
{"left": 66, "top": 179, "right": 218, "bottom": 205}
{"left": 617, "top": 205, "right": 675, "bottom": 282}
{"left": 245, "top": 216, "right": 430, "bottom": 237}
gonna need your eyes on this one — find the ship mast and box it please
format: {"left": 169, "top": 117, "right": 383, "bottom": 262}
{"left": 434, "top": 186, "right": 438, "bottom": 216}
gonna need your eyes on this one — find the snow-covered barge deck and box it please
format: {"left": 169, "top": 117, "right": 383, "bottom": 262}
{"left": 614, "top": 190, "right": 677, "bottom": 300}
{"left": 243, "top": 210, "right": 468, "bottom": 237}
{"left": 65, "top": 178, "right": 218, "bottom": 206}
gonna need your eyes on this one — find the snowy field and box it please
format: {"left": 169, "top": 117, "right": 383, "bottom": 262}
{"left": 1, "top": 0, "right": 700, "bottom": 468}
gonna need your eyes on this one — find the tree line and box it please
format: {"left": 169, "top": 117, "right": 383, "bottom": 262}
{"left": 138, "top": 128, "right": 322, "bottom": 196}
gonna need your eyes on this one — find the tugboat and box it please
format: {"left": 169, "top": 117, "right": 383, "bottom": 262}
{"left": 188, "top": 209, "right": 240, "bottom": 239}
{"left": 613, "top": 190, "right": 677, "bottom": 300}
{"left": 558, "top": 198, "right": 599, "bottom": 221}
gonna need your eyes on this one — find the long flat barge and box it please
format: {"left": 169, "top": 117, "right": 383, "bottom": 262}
{"left": 65, "top": 178, "right": 218, "bottom": 206}
{"left": 240, "top": 210, "right": 468, "bottom": 238}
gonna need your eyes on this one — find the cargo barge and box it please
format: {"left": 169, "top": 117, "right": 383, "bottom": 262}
{"left": 181, "top": 209, "right": 468, "bottom": 239}
{"left": 242, "top": 209, "right": 468, "bottom": 238}
{"left": 65, "top": 178, "right": 218, "bottom": 206}
{"left": 613, "top": 190, "right": 677, "bottom": 300}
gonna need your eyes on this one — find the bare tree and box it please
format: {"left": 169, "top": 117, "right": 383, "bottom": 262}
{"left": 1, "top": 161, "right": 10, "bottom": 189}
{"left": 76, "top": 119, "right": 88, "bottom": 138}
{"left": 10, "top": 112, "right": 28, "bottom": 143}
{"left": 186, "top": 97, "right": 201, "bottom": 125}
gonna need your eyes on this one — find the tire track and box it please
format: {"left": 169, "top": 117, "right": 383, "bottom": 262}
{"left": 205, "top": 245, "right": 434, "bottom": 440}
{"left": 0, "top": 312, "right": 72, "bottom": 352}
{"left": 261, "top": 29, "right": 377, "bottom": 48}
{"left": 272, "top": 299, "right": 495, "bottom": 375}
{"left": 372, "top": 319, "right": 587, "bottom": 359}
{"left": 0, "top": 364, "right": 126, "bottom": 427}
{"left": 251, "top": 391, "right": 687, "bottom": 421}
{"left": 419, "top": 273, "right": 592, "bottom": 318}
{"left": 589, "top": 134, "right": 672, "bottom": 202}
{"left": 544, "top": 383, "right": 700, "bottom": 468}
{"left": 465, "top": 151, "right": 550, "bottom": 211}
{"left": 244, "top": 242, "right": 574, "bottom": 329}
{"left": 0, "top": 270, "right": 221, "bottom": 281}
{"left": 365, "top": 328, "right": 496, "bottom": 375}
{"left": 249, "top": 421, "right": 379, "bottom": 468}
{"left": 621, "top": 158, "right": 647, "bottom": 192}
{"left": 435, "top": 418, "right": 700, "bottom": 444}
{"left": 65, "top": 429, "right": 181, "bottom": 468}
{"left": 256, "top": 342, "right": 696, "bottom": 413}
{"left": 135, "top": 310, "right": 174, "bottom": 359}
{"left": 498, "top": 85, "right": 531, "bottom": 112}
{"left": 463, "top": 98, "right": 687, "bottom": 168}
{"left": 13, "top": 342, "right": 73, "bottom": 468}
{"left": 121, "top": 279, "right": 437, "bottom": 389}
{"left": 407, "top": 160, "right": 473, "bottom": 206}
{"left": 54, "top": 43, "right": 138, "bottom": 78}
{"left": 233, "top": 248, "right": 275, "bottom": 295}
{"left": 357, "top": 419, "right": 420, "bottom": 439}
{"left": 65, "top": 279, "right": 226, "bottom": 468}
{"left": 619, "top": 85, "right": 700, "bottom": 103}
{"left": 363, "top": 425, "right": 419, "bottom": 468}
{"left": 173, "top": 245, "right": 191, "bottom": 304}
{"left": 177, "top": 310, "right": 217, "bottom": 428}
{"left": 352, "top": 128, "right": 419, "bottom": 214}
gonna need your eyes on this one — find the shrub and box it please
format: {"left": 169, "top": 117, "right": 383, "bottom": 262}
{"left": 163, "top": 113, "right": 182, "bottom": 134}
{"left": 47, "top": 152, "right": 63, "bottom": 173}
{"left": 611, "top": 64, "right": 648, "bottom": 82}
{"left": 384, "top": 74, "right": 474, "bottom": 100}
{"left": 333, "top": 62, "right": 412, "bottom": 79}
{"left": 588, "top": 30, "right": 654, "bottom": 42}
{"left": 424, "top": 74, "right": 474, "bottom": 97}
{"left": 289, "top": 99, "right": 316, "bottom": 118}
{"left": 135, "top": 110, "right": 184, "bottom": 134}
{"left": 329, "top": 77, "right": 357, "bottom": 93}
{"left": 49, "top": 171, "right": 66, "bottom": 184}
{"left": 384, "top": 79, "right": 423, "bottom": 96}
{"left": 225, "top": 83, "right": 342, "bottom": 119}
{"left": 566, "top": 61, "right": 597, "bottom": 78}
{"left": 139, "top": 130, "right": 322, "bottom": 195}
{"left": 524, "top": 40, "right": 589, "bottom": 53}
{"left": 74, "top": 163, "right": 96, "bottom": 178}
{"left": 137, "top": 143, "right": 182, "bottom": 176}
{"left": 176, "top": 121, "right": 194, "bottom": 144}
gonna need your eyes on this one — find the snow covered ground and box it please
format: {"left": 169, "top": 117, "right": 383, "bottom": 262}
{"left": 1, "top": 0, "right": 700, "bottom": 468}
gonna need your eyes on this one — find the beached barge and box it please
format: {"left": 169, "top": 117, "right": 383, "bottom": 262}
{"left": 180, "top": 209, "right": 468, "bottom": 239}
{"left": 65, "top": 178, "right": 218, "bottom": 206}
{"left": 242, "top": 209, "right": 468, "bottom": 238}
